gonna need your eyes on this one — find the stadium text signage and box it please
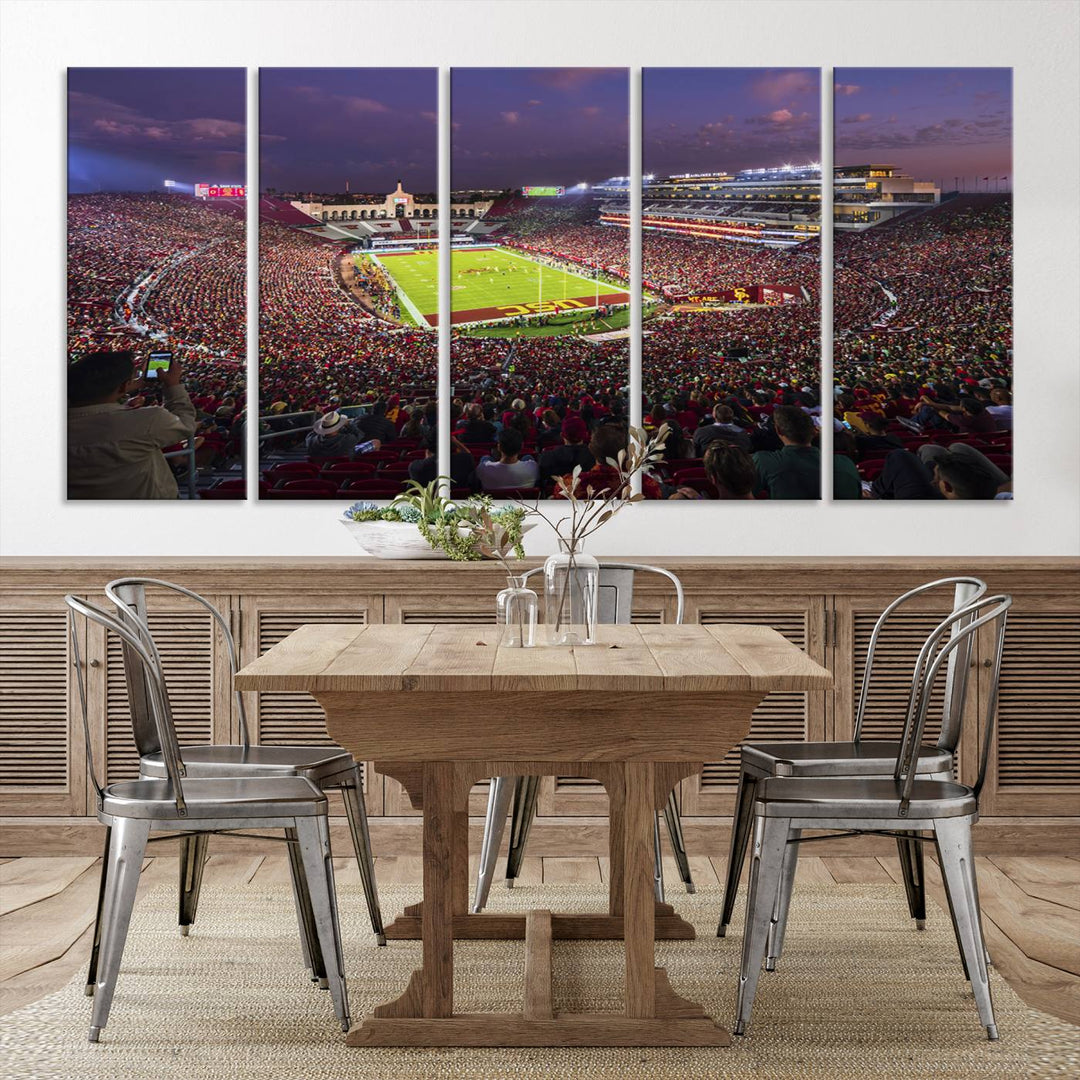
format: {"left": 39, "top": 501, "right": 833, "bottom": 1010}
{"left": 195, "top": 184, "right": 246, "bottom": 198}
{"left": 497, "top": 298, "right": 590, "bottom": 316}
{"left": 523, "top": 186, "right": 565, "bottom": 197}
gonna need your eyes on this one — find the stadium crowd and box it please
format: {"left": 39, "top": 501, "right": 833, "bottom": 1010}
{"left": 251, "top": 192, "right": 1011, "bottom": 501}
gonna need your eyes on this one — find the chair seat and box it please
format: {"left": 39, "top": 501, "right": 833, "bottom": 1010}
{"left": 140, "top": 744, "right": 354, "bottom": 781}
{"left": 101, "top": 776, "right": 327, "bottom": 820}
{"left": 755, "top": 776, "right": 976, "bottom": 820}
{"left": 743, "top": 740, "right": 952, "bottom": 778}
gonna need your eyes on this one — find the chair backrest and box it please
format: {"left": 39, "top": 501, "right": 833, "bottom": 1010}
{"left": 104, "top": 578, "right": 250, "bottom": 751}
{"left": 521, "top": 562, "right": 685, "bottom": 625}
{"left": 855, "top": 576, "right": 987, "bottom": 752}
{"left": 894, "top": 593, "right": 1011, "bottom": 812}
{"left": 64, "top": 594, "right": 188, "bottom": 816}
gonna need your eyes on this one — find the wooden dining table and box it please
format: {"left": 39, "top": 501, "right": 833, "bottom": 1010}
{"left": 234, "top": 621, "right": 832, "bottom": 1047}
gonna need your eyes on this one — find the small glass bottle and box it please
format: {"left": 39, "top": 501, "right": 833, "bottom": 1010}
{"left": 496, "top": 575, "right": 538, "bottom": 648}
{"left": 543, "top": 540, "right": 600, "bottom": 646}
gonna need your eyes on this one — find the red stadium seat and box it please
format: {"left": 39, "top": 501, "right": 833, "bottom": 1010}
{"left": 265, "top": 461, "right": 319, "bottom": 481}
{"left": 858, "top": 460, "right": 886, "bottom": 482}
{"left": 264, "top": 488, "right": 342, "bottom": 500}
{"left": 377, "top": 462, "right": 412, "bottom": 479}
{"left": 342, "top": 479, "right": 407, "bottom": 496}
{"left": 275, "top": 478, "right": 339, "bottom": 494}
{"left": 319, "top": 462, "right": 376, "bottom": 481}
{"left": 199, "top": 478, "right": 251, "bottom": 500}
{"left": 358, "top": 450, "right": 402, "bottom": 466}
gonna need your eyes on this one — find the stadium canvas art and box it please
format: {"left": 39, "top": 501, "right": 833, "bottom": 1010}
{"left": 642, "top": 68, "right": 823, "bottom": 500}
{"left": 833, "top": 67, "right": 1013, "bottom": 501}
{"left": 66, "top": 68, "right": 246, "bottom": 500}
{"left": 450, "top": 68, "right": 631, "bottom": 500}
{"left": 258, "top": 67, "right": 438, "bottom": 499}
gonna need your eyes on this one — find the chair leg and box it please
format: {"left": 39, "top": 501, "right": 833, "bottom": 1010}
{"left": 896, "top": 832, "right": 927, "bottom": 929}
{"left": 719, "top": 768, "right": 758, "bottom": 937}
{"left": 285, "top": 826, "right": 323, "bottom": 982}
{"left": 85, "top": 825, "right": 112, "bottom": 995}
{"left": 663, "top": 790, "right": 695, "bottom": 894}
{"left": 765, "top": 827, "right": 801, "bottom": 971}
{"left": 934, "top": 816, "right": 997, "bottom": 1040}
{"left": 653, "top": 811, "right": 665, "bottom": 904}
{"left": 178, "top": 833, "right": 209, "bottom": 936}
{"left": 88, "top": 817, "right": 150, "bottom": 1042}
{"left": 733, "top": 814, "right": 790, "bottom": 1036}
{"left": 472, "top": 776, "right": 515, "bottom": 913}
{"left": 505, "top": 775, "right": 541, "bottom": 888}
{"left": 295, "top": 816, "right": 350, "bottom": 1032}
{"left": 340, "top": 766, "right": 385, "bottom": 944}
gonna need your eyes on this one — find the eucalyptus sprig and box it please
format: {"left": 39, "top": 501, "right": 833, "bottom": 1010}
{"left": 517, "top": 424, "right": 669, "bottom": 552}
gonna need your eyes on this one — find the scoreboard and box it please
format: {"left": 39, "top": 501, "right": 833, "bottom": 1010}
{"left": 523, "top": 186, "right": 565, "bottom": 197}
{"left": 195, "top": 184, "right": 246, "bottom": 198}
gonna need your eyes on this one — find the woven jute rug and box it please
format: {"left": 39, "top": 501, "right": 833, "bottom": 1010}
{"left": 2, "top": 880, "right": 1075, "bottom": 1079}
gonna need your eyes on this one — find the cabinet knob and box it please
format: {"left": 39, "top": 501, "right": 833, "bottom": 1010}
{"left": 88, "top": 659, "right": 101, "bottom": 669}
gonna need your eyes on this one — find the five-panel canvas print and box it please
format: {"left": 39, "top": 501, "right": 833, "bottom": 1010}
{"left": 66, "top": 67, "right": 1013, "bottom": 502}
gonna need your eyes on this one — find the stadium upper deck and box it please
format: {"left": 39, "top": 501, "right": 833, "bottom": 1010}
{"left": 598, "top": 164, "right": 941, "bottom": 247}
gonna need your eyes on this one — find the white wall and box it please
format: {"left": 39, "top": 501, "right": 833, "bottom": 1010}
{"left": 1, "top": 0, "right": 1077, "bottom": 558}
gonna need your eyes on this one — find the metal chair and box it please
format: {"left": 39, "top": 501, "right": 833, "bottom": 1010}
{"left": 734, "top": 593, "right": 1011, "bottom": 1041}
{"left": 472, "top": 562, "right": 694, "bottom": 913}
{"left": 718, "top": 576, "right": 987, "bottom": 939}
{"left": 101, "top": 578, "right": 384, "bottom": 955}
{"left": 65, "top": 595, "right": 350, "bottom": 1043}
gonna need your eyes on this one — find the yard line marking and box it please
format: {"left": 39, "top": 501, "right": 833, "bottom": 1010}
{"left": 494, "top": 246, "right": 629, "bottom": 297}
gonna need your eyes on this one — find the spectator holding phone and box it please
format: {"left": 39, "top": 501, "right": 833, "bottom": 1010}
{"left": 67, "top": 350, "right": 196, "bottom": 499}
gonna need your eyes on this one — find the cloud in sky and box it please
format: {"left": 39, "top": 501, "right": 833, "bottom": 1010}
{"left": 834, "top": 68, "right": 1012, "bottom": 177}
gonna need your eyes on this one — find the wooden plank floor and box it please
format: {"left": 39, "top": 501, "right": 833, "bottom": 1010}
{"left": 1, "top": 854, "right": 1077, "bottom": 1026}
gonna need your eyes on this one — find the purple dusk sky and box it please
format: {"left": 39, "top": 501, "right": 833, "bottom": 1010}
{"left": 452, "top": 68, "right": 628, "bottom": 189}
{"left": 68, "top": 69, "right": 245, "bottom": 193}
{"left": 259, "top": 69, "right": 437, "bottom": 195}
{"left": 835, "top": 68, "right": 1012, "bottom": 181}
{"left": 644, "top": 68, "right": 821, "bottom": 176}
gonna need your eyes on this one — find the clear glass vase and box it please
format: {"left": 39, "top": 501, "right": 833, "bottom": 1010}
{"left": 543, "top": 540, "right": 599, "bottom": 646}
{"left": 496, "top": 575, "right": 538, "bottom": 648}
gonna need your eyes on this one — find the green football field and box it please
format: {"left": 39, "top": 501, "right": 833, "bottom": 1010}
{"left": 364, "top": 246, "right": 629, "bottom": 328}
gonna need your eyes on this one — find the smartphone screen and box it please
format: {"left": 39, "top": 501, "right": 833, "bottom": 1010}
{"left": 145, "top": 352, "right": 173, "bottom": 380}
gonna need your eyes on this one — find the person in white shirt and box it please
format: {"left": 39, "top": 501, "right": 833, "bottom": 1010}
{"left": 476, "top": 428, "right": 539, "bottom": 492}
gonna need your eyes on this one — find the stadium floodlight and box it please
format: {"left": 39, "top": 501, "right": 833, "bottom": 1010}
{"left": 644, "top": 173, "right": 655, "bottom": 182}
{"left": 809, "top": 162, "right": 820, "bottom": 170}
{"left": 163, "top": 179, "right": 176, "bottom": 188}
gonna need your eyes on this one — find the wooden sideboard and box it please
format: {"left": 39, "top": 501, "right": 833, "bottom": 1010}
{"left": 2, "top": 556, "right": 1077, "bottom": 855}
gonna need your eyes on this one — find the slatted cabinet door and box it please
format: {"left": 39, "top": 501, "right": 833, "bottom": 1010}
{"left": 0, "top": 592, "right": 86, "bottom": 815}
{"left": 102, "top": 593, "right": 234, "bottom": 787}
{"left": 239, "top": 594, "right": 383, "bottom": 815}
{"left": 830, "top": 592, "right": 982, "bottom": 785}
{"left": 978, "top": 598, "right": 1080, "bottom": 816}
{"left": 679, "top": 594, "right": 827, "bottom": 816}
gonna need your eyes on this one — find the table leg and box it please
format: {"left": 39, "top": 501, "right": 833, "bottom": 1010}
{"left": 624, "top": 762, "right": 657, "bottom": 1018}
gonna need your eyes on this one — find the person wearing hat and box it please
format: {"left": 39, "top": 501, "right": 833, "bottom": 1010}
{"left": 305, "top": 410, "right": 362, "bottom": 460}
{"left": 537, "top": 415, "right": 595, "bottom": 490}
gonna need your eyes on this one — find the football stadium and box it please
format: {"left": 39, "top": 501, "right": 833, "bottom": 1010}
{"left": 66, "top": 173, "right": 1012, "bottom": 500}
{"left": 358, "top": 245, "right": 629, "bottom": 329}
